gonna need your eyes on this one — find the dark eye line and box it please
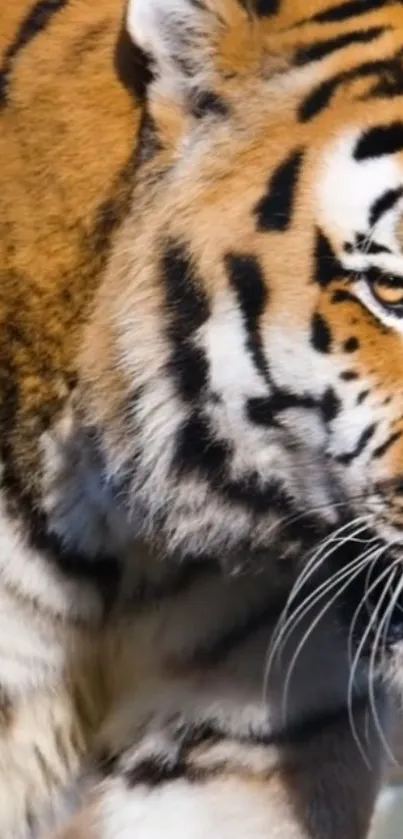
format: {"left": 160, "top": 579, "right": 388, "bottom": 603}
{"left": 365, "top": 266, "right": 403, "bottom": 288}
{"left": 344, "top": 264, "right": 403, "bottom": 318}
{"left": 364, "top": 266, "right": 403, "bottom": 317}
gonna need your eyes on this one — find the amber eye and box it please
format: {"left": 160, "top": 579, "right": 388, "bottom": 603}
{"left": 370, "top": 280, "right": 403, "bottom": 310}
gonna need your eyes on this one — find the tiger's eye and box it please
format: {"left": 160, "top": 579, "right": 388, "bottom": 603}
{"left": 371, "top": 281, "right": 403, "bottom": 307}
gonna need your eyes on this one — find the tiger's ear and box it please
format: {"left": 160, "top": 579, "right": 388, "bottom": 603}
{"left": 126, "top": 0, "right": 244, "bottom": 99}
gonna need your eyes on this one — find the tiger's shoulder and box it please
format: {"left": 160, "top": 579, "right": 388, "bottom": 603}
{"left": 0, "top": 5, "right": 152, "bottom": 835}
{"left": 0, "top": 0, "right": 148, "bottom": 599}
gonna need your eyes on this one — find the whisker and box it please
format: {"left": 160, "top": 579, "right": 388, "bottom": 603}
{"left": 347, "top": 555, "right": 395, "bottom": 768}
{"left": 286, "top": 518, "right": 372, "bottom": 609}
{"left": 270, "top": 546, "right": 375, "bottom": 675}
{"left": 347, "top": 548, "right": 385, "bottom": 668}
{"left": 275, "top": 518, "right": 370, "bottom": 638}
{"left": 268, "top": 527, "right": 377, "bottom": 683}
{"left": 368, "top": 564, "right": 400, "bottom": 767}
{"left": 279, "top": 555, "right": 376, "bottom": 726}
{"left": 381, "top": 572, "right": 403, "bottom": 660}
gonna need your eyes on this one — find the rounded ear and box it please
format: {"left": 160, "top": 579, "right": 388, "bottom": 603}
{"left": 127, "top": 0, "right": 216, "bottom": 90}
{"left": 126, "top": 0, "right": 244, "bottom": 98}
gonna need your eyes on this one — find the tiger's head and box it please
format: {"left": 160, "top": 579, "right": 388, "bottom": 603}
{"left": 75, "top": 0, "right": 403, "bottom": 616}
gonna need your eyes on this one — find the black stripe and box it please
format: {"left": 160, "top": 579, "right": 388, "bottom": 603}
{"left": 355, "top": 122, "right": 403, "bottom": 160}
{"left": 124, "top": 756, "right": 207, "bottom": 788}
{"left": 299, "top": 56, "right": 403, "bottom": 122}
{"left": 311, "top": 313, "right": 332, "bottom": 353}
{"left": 321, "top": 387, "right": 341, "bottom": 422}
{"left": 1, "top": 455, "right": 121, "bottom": 611}
{"left": 314, "top": 229, "right": 346, "bottom": 287}
{"left": 373, "top": 430, "right": 402, "bottom": 458}
{"left": 370, "top": 188, "right": 403, "bottom": 227}
{"left": 174, "top": 414, "right": 230, "bottom": 481}
{"left": 364, "top": 52, "right": 403, "bottom": 100}
{"left": 332, "top": 289, "right": 359, "bottom": 303}
{"left": 247, "top": 391, "right": 317, "bottom": 427}
{"left": 0, "top": 0, "right": 69, "bottom": 107}
{"left": 355, "top": 232, "right": 391, "bottom": 255}
{"left": 294, "top": 27, "right": 386, "bottom": 67}
{"left": 309, "top": 0, "right": 390, "bottom": 24}
{"left": 225, "top": 252, "right": 269, "bottom": 381}
{"left": 357, "top": 389, "right": 370, "bottom": 404}
{"left": 104, "top": 698, "right": 370, "bottom": 788}
{"left": 366, "top": 266, "right": 403, "bottom": 287}
{"left": 221, "top": 474, "right": 295, "bottom": 515}
{"left": 173, "top": 412, "right": 303, "bottom": 518}
{"left": 254, "top": 150, "right": 304, "bottom": 232}
{"left": 251, "top": 0, "right": 281, "bottom": 14}
{"left": 336, "top": 423, "right": 376, "bottom": 464}
{"left": 162, "top": 241, "right": 210, "bottom": 402}
{"left": 190, "top": 90, "right": 229, "bottom": 119}
{"left": 162, "top": 242, "right": 210, "bottom": 338}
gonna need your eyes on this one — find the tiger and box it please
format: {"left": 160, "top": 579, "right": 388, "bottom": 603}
{"left": 3, "top": 0, "right": 403, "bottom": 837}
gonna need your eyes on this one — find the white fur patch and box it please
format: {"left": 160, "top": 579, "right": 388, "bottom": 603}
{"left": 316, "top": 128, "right": 403, "bottom": 332}
{"left": 316, "top": 129, "right": 402, "bottom": 249}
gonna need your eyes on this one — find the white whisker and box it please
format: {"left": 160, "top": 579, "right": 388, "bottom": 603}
{"left": 287, "top": 518, "right": 371, "bottom": 607}
{"left": 381, "top": 572, "right": 403, "bottom": 660}
{"left": 269, "top": 547, "right": 374, "bottom": 678}
{"left": 368, "top": 564, "right": 400, "bottom": 767}
{"left": 347, "top": 548, "right": 385, "bottom": 668}
{"left": 279, "top": 555, "right": 376, "bottom": 727}
{"left": 267, "top": 533, "right": 379, "bottom": 691}
{"left": 347, "top": 556, "right": 395, "bottom": 768}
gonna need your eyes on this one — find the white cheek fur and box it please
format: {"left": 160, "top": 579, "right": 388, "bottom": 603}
{"left": 316, "top": 128, "right": 403, "bottom": 333}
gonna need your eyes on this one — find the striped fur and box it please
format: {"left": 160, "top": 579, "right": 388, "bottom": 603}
{"left": 3, "top": 0, "right": 403, "bottom": 837}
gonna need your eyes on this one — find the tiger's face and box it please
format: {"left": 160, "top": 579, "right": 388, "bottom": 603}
{"left": 81, "top": 0, "right": 403, "bottom": 595}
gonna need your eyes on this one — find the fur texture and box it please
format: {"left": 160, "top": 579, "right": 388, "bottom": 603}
{"left": 2, "top": 1, "right": 403, "bottom": 837}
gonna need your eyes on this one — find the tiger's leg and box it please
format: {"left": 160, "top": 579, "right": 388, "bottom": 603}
{"left": 49, "top": 695, "right": 383, "bottom": 839}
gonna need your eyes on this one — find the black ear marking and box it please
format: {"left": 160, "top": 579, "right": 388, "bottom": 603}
{"left": 115, "top": 25, "right": 153, "bottom": 101}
